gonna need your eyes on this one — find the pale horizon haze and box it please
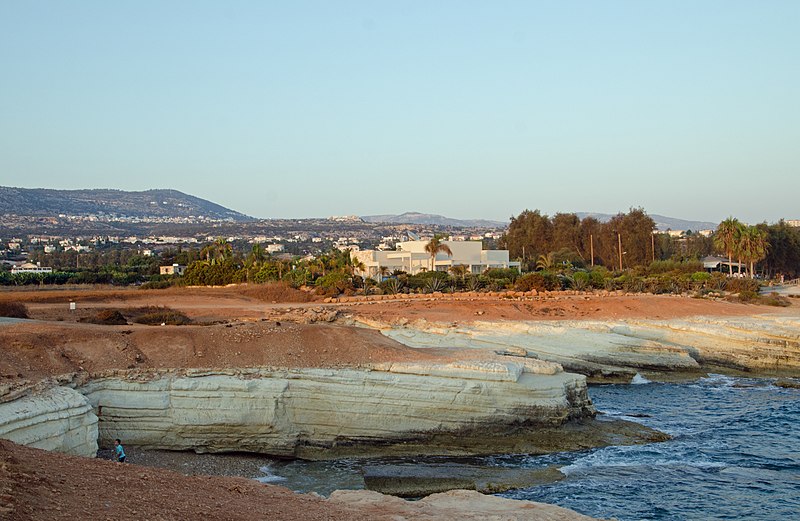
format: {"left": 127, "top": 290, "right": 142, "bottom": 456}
{"left": 1, "top": 1, "right": 798, "bottom": 225}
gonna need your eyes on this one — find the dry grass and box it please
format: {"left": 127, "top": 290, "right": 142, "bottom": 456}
{"left": 240, "top": 282, "right": 316, "bottom": 303}
{"left": 78, "top": 309, "right": 128, "bottom": 325}
{"left": 0, "top": 301, "right": 29, "bottom": 318}
{"left": 129, "top": 306, "right": 193, "bottom": 325}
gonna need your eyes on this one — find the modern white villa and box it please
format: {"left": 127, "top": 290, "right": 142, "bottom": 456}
{"left": 11, "top": 262, "right": 53, "bottom": 274}
{"left": 352, "top": 240, "right": 520, "bottom": 279}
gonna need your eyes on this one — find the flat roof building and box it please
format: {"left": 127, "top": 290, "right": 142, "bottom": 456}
{"left": 352, "top": 240, "right": 519, "bottom": 279}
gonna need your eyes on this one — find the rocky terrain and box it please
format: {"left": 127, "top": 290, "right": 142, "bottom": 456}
{"left": 353, "top": 314, "right": 800, "bottom": 382}
{"left": 1, "top": 286, "right": 797, "bottom": 520}
{"left": 1, "top": 440, "right": 600, "bottom": 520}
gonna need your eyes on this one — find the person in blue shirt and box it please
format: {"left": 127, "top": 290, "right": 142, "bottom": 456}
{"left": 114, "top": 438, "right": 126, "bottom": 463}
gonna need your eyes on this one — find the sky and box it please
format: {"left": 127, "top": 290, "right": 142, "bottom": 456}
{"left": 1, "top": 1, "right": 798, "bottom": 224}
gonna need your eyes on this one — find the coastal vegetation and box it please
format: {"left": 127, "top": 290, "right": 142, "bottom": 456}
{"left": 3, "top": 210, "right": 799, "bottom": 305}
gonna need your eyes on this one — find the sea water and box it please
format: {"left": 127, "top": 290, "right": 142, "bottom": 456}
{"left": 498, "top": 375, "right": 800, "bottom": 520}
{"left": 259, "top": 375, "right": 799, "bottom": 520}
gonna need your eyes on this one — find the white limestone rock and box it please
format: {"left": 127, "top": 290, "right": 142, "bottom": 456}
{"left": 328, "top": 489, "right": 601, "bottom": 520}
{"left": 79, "top": 362, "right": 592, "bottom": 456}
{"left": 368, "top": 314, "right": 800, "bottom": 379}
{"left": 0, "top": 386, "right": 98, "bottom": 457}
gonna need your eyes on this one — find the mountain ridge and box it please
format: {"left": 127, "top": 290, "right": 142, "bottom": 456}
{"left": 362, "top": 211, "right": 718, "bottom": 231}
{"left": 0, "top": 186, "right": 252, "bottom": 221}
{"left": 361, "top": 212, "right": 506, "bottom": 228}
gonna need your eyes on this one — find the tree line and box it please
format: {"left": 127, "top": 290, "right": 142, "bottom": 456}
{"left": 500, "top": 208, "right": 800, "bottom": 278}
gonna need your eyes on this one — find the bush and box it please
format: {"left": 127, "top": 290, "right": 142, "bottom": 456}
{"left": 515, "top": 271, "right": 561, "bottom": 292}
{"left": 140, "top": 280, "right": 173, "bottom": 290}
{"left": 380, "top": 278, "right": 404, "bottom": 295}
{"left": 0, "top": 301, "right": 29, "bottom": 318}
{"left": 707, "top": 272, "right": 728, "bottom": 291}
{"left": 130, "top": 306, "right": 192, "bottom": 325}
{"left": 484, "top": 268, "right": 520, "bottom": 282}
{"left": 515, "top": 273, "right": 543, "bottom": 292}
{"left": 572, "top": 271, "right": 591, "bottom": 291}
{"left": 762, "top": 292, "right": 791, "bottom": 307}
{"left": 80, "top": 309, "right": 128, "bottom": 325}
{"left": 726, "top": 277, "right": 761, "bottom": 294}
{"left": 314, "top": 272, "right": 354, "bottom": 293}
{"left": 242, "top": 282, "right": 314, "bottom": 303}
{"left": 405, "top": 271, "right": 449, "bottom": 291}
{"left": 735, "top": 290, "right": 760, "bottom": 302}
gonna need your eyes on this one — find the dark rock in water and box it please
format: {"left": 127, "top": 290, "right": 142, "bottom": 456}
{"left": 775, "top": 379, "right": 800, "bottom": 389}
{"left": 363, "top": 463, "right": 564, "bottom": 497}
{"left": 624, "top": 413, "right": 652, "bottom": 418}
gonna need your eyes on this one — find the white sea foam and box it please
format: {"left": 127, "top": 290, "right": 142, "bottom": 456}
{"left": 254, "top": 465, "right": 288, "bottom": 484}
{"left": 560, "top": 447, "right": 727, "bottom": 477}
{"left": 630, "top": 373, "right": 651, "bottom": 385}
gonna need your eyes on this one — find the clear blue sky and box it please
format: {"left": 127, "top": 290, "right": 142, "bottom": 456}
{"left": 1, "top": 1, "right": 798, "bottom": 224}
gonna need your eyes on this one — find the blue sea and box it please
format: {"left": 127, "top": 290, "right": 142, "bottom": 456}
{"left": 258, "top": 375, "right": 800, "bottom": 520}
{"left": 498, "top": 375, "right": 800, "bottom": 520}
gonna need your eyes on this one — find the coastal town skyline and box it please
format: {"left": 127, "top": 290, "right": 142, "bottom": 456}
{"left": 2, "top": 2, "right": 798, "bottom": 224}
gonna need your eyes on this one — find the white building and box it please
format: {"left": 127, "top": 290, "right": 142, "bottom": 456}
{"left": 159, "top": 264, "right": 186, "bottom": 276}
{"left": 11, "top": 262, "right": 53, "bottom": 274}
{"left": 352, "top": 240, "right": 519, "bottom": 279}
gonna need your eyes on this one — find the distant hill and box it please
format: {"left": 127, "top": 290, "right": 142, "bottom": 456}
{"left": 362, "top": 211, "right": 716, "bottom": 231}
{"left": 362, "top": 212, "right": 506, "bottom": 228}
{"left": 0, "top": 187, "right": 252, "bottom": 221}
{"left": 576, "top": 212, "right": 717, "bottom": 232}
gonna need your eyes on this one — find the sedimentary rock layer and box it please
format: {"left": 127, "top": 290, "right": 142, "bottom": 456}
{"left": 0, "top": 385, "right": 98, "bottom": 456}
{"left": 361, "top": 314, "right": 800, "bottom": 381}
{"left": 329, "top": 489, "right": 600, "bottom": 520}
{"left": 79, "top": 360, "right": 593, "bottom": 458}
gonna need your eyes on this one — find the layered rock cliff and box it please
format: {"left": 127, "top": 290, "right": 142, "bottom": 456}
{"left": 0, "top": 385, "right": 98, "bottom": 456}
{"left": 79, "top": 359, "right": 595, "bottom": 458}
{"left": 358, "top": 314, "right": 800, "bottom": 382}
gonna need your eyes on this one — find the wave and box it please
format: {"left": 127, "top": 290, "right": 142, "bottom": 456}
{"left": 254, "top": 465, "right": 288, "bottom": 484}
{"left": 630, "top": 373, "right": 651, "bottom": 385}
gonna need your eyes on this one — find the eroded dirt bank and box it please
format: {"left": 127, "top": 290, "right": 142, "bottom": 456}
{"left": 0, "top": 440, "right": 600, "bottom": 521}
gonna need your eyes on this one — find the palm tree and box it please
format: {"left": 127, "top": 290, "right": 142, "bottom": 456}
{"left": 738, "top": 226, "right": 769, "bottom": 278}
{"left": 536, "top": 253, "right": 555, "bottom": 271}
{"left": 449, "top": 264, "right": 468, "bottom": 280}
{"left": 424, "top": 235, "right": 452, "bottom": 272}
{"left": 713, "top": 218, "right": 743, "bottom": 276}
{"left": 248, "top": 244, "right": 266, "bottom": 267}
{"left": 352, "top": 258, "right": 366, "bottom": 275}
{"left": 378, "top": 266, "right": 390, "bottom": 282}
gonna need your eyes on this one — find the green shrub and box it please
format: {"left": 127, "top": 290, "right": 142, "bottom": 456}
{"left": 464, "top": 275, "right": 482, "bottom": 292}
{"left": 515, "top": 273, "right": 546, "bottom": 292}
{"left": 736, "top": 290, "right": 760, "bottom": 302}
{"left": 380, "top": 278, "right": 404, "bottom": 295}
{"left": 572, "top": 271, "right": 591, "bottom": 291}
{"left": 484, "top": 268, "right": 520, "bottom": 282}
{"left": 622, "top": 275, "right": 646, "bottom": 293}
{"left": 691, "top": 272, "right": 711, "bottom": 283}
{"left": 514, "top": 271, "right": 560, "bottom": 292}
{"left": 315, "top": 271, "right": 354, "bottom": 293}
{"left": 708, "top": 272, "right": 728, "bottom": 291}
{"left": 406, "top": 271, "right": 449, "bottom": 290}
{"left": 726, "top": 277, "right": 761, "bottom": 294}
{"left": 141, "top": 280, "right": 173, "bottom": 290}
{"left": 762, "top": 292, "right": 791, "bottom": 307}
